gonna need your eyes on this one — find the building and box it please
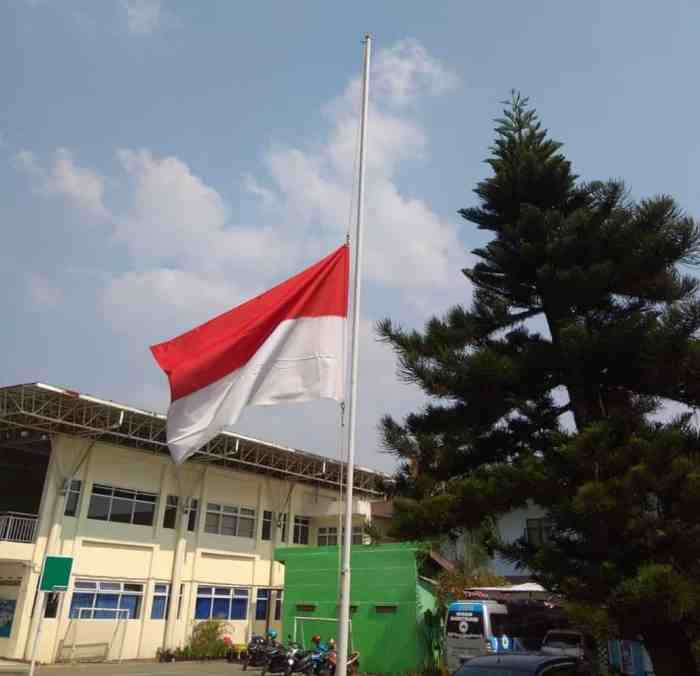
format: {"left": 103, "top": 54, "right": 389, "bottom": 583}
{"left": 275, "top": 543, "right": 443, "bottom": 674}
{"left": 0, "top": 383, "right": 389, "bottom": 664}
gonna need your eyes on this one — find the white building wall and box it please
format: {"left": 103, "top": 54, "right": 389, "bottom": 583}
{"left": 490, "top": 504, "right": 547, "bottom": 578}
{"left": 439, "top": 503, "right": 548, "bottom": 579}
{"left": 0, "top": 433, "right": 372, "bottom": 664}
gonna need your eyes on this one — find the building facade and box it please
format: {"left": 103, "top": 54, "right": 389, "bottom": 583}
{"left": 0, "top": 383, "right": 387, "bottom": 664}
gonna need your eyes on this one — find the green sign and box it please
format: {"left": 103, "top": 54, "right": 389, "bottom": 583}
{"left": 39, "top": 556, "right": 73, "bottom": 592}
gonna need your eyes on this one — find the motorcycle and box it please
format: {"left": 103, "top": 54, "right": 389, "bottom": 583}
{"left": 240, "top": 634, "right": 282, "bottom": 670}
{"left": 323, "top": 649, "right": 360, "bottom": 676}
{"left": 262, "top": 643, "right": 316, "bottom": 676}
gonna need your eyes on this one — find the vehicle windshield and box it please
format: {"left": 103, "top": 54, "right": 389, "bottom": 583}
{"left": 447, "top": 608, "right": 485, "bottom": 636}
{"left": 544, "top": 633, "right": 581, "bottom": 648}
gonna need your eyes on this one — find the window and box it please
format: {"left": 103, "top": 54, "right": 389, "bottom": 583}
{"left": 87, "top": 484, "right": 157, "bottom": 526}
{"left": 187, "top": 499, "right": 199, "bottom": 532}
{"left": 526, "top": 518, "right": 554, "bottom": 547}
{"left": 255, "top": 589, "right": 270, "bottom": 621}
{"left": 262, "top": 510, "right": 273, "bottom": 541}
{"left": 44, "top": 592, "right": 60, "bottom": 618}
{"left": 151, "top": 583, "right": 183, "bottom": 620}
{"left": 293, "top": 516, "right": 310, "bottom": 544}
{"left": 194, "top": 586, "right": 249, "bottom": 621}
{"left": 279, "top": 513, "right": 288, "bottom": 542}
{"left": 274, "top": 590, "right": 283, "bottom": 621}
{"left": 69, "top": 580, "right": 143, "bottom": 619}
{"left": 151, "top": 583, "right": 169, "bottom": 619}
{"left": 64, "top": 480, "right": 82, "bottom": 517}
{"left": 318, "top": 526, "right": 363, "bottom": 546}
{"left": 163, "top": 495, "right": 178, "bottom": 529}
{"left": 352, "top": 525, "right": 364, "bottom": 545}
{"left": 317, "top": 527, "right": 338, "bottom": 546}
{"left": 204, "top": 503, "right": 256, "bottom": 538}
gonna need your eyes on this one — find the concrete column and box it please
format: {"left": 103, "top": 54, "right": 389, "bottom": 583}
{"left": 164, "top": 497, "right": 188, "bottom": 650}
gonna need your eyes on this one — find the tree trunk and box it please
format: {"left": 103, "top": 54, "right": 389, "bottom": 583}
{"left": 643, "top": 624, "right": 699, "bottom": 676}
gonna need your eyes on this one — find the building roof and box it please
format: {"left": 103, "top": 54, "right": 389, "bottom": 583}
{"left": 0, "top": 382, "right": 388, "bottom": 496}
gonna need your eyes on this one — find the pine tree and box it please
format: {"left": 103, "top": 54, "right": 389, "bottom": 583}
{"left": 379, "top": 93, "right": 700, "bottom": 675}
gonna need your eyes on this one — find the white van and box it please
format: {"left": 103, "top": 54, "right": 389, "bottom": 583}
{"left": 445, "top": 600, "right": 510, "bottom": 672}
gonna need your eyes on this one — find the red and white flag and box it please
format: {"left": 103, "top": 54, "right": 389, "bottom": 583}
{"left": 151, "top": 245, "right": 349, "bottom": 464}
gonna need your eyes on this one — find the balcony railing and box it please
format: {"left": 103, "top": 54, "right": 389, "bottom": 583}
{"left": 0, "top": 512, "right": 38, "bottom": 544}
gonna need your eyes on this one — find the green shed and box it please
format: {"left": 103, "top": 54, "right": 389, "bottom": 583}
{"left": 275, "top": 542, "right": 443, "bottom": 674}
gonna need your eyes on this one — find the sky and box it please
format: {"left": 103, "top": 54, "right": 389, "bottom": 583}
{"left": 2, "top": 1, "right": 699, "bottom": 472}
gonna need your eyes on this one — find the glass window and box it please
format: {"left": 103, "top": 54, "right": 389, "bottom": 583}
{"left": 279, "top": 513, "right": 288, "bottom": 542}
{"left": 274, "top": 590, "right": 283, "bottom": 621}
{"left": 256, "top": 589, "right": 270, "bottom": 620}
{"left": 262, "top": 511, "right": 273, "bottom": 541}
{"left": 194, "top": 585, "right": 249, "bottom": 621}
{"left": 151, "top": 583, "right": 171, "bottom": 620}
{"left": 163, "top": 495, "right": 178, "bottom": 529}
{"left": 231, "top": 597, "right": 247, "bottom": 620}
{"left": 70, "top": 593, "right": 95, "bottom": 618}
{"left": 87, "top": 484, "right": 157, "bottom": 527}
{"left": 87, "top": 495, "right": 110, "bottom": 521}
{"left": 205, "top": 512, "right": 220, "bottom": 533}
{"left": 187, "top": 499, "right": 199, "bottom": 532}
{"left": 64, "top": 480, "right": 82, "bottom": 517}
{"left": 195, "top": 597, "right": 212, "bottom": 620}
{"left": 204, "top": 503, "right": 256, "bottom": 538}
{"left": 44, "top": 592, "right": 60, "bottom": 618}
{"left": 151, "top": 595, "right": 167, "bottom": 620}
{"left": 293, "top": 516, "right": 310, "bottom": 545}
{"left": 69, "top": 580, "right": 143, "bottom": 619}
{"left": 318, "top": 527, "right": 338, "bottom": 546}
{"left": 212, "top": 597, "right": 231, "bottom": 619}
{"left": 352, "top": 526, "right": 364, "bottom": 545}
{"left": 526, "top": 518, "right": 554, "bottom": 547}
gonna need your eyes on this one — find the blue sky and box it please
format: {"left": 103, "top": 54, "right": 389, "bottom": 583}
{"left": 2, "top": 1, "right": 699, "bottom": 471}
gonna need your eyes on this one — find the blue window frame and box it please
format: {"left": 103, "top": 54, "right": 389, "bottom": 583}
{"left": 195, "top": 585, "right": 249, "bottom": 621}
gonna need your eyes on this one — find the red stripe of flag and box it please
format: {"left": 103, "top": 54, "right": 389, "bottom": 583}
{"left": 150, "top": 245, "right": 349, "bottom": 402}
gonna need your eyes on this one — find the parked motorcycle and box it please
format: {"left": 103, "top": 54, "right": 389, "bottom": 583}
{"left": 323, "top": 648, "right": 360, "bottom": 676}
{"left": 261, "top": 642, "right": 311, "bottom": 676}
{"left": 241, "top": 629, "right": 282, "bottom": 670}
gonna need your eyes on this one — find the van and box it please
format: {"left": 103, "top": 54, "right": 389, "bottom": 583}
{"left": 445, "top": 600, "right": 510, "bottom": 672}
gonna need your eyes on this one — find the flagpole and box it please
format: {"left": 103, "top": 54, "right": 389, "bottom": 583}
{"left": 337, "top": 33, "right": 371, "bottom": 676}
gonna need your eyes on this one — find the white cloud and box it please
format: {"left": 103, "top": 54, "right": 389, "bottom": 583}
{"left": 247, "top": 39, "right": 464, "bottom": 294}
{"left": 115, "top": 149, "right": 228, "bottom": 263}
{"left": 103, "top": 268, "right": 244, "bottom": 340}
{"left": 374, "top": 38, "right": 460, "bottom": 107}
{"left": 123, "top": 0, "right": 161, "bottom": 36}
{"left": 14, "top": 148, "right": 107, "bottom": 218}
{"left": 114, "top": 149, "right": 288, "bottom": 280}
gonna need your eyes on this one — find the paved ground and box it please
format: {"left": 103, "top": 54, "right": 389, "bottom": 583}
{"left": 0, "top": 659, "right": 246, "bottom": 675}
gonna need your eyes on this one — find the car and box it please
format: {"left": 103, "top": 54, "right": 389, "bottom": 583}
{"left": 453, "top": 653, "right": 584, "bottom": 675}
{"left": 541, "top": 630, "right": 595, "bottom": 664}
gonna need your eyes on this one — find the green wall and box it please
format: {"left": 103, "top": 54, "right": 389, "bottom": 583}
{"left": 276, "top": 543, "right": 437, "bottom": 674}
